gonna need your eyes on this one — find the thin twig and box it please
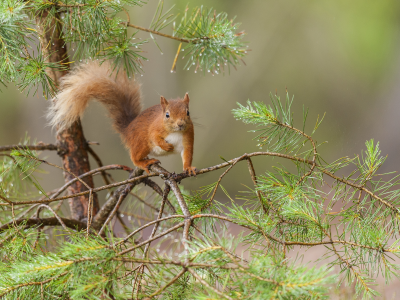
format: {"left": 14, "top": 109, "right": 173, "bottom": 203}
{"left": 21, "top": 153, "right": 93, "bottom": 198}
{"left": 147, "top": 268, "right": 187, "bottom": 298}
{"left": 188, "top": 268, "right": 233, "bottom": 300}
{"left": 136, "top": 185, "right": 172, "bottom": 296}
{"left": 126, "top": 23, "right": 191, "bottom": 43}
{"left": 130, "top": 192, "right": 161, "bottom": 213}
{"left": 118, "top": 211, "right": 153, "bottom": 222}
{"left": 0, "top": 217, "right": 86, "bottom": 233}
{"left": 116, "top": 215, "right": 185, "bottom": 246}
{"left": 143, "top": 185, "right": 171, "bottom": 257}
{"left": 247, "top": 157, "right": 267, "bottom": 213}
{"left": 0, "top": 143, "right": 58, "bottom": 152}
{"left": 143, "top": 179, "right": 177, "bottom": 213}
{"left": 87, "top": 146, "right": 111, "bottom": 185}
{"left": 202, "top": 154, "right": 247, "bottom": 212}
{"left": 98, "top": 193, "right": 125, "bottom": 236}
{"left": 87, "top": 189, "right": 94, "bottom": 236}
{"left": 118, "top": 222, "right": 185, "bottom": 256}
{"left": 50, "top": 164, "right": 132, "bottom": 201}
{"left": 92, "top": 169, "right": 143, "bottom": 231}
{"left": 114, "top": 258, "right": 241, "bottom": 270}
{"left": 116, "top": 211, "right": 132, "bottom": 236}
{"left": 8, "top": 170, "right": 150, "bottom": 206}
{"left": 278, "top": 122, "right": 318, "bottom": 185}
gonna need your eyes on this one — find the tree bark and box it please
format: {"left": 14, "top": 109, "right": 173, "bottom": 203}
{"left": 35, "top": 10, "right": 99, "bottom": 221}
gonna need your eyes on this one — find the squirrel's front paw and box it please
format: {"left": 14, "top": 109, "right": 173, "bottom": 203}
{"left": 162, "top": 143, "right": 174, "bottom": 152}
{"left": 184, "top": 166, "right": 197, "bottom": 176}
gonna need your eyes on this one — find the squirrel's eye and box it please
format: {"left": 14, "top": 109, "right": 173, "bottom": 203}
{"left": 166, "top": 112, "right": 170, "bottom": 118}
{"left": 187, "top": 110, "right": 190, "bottom": 116}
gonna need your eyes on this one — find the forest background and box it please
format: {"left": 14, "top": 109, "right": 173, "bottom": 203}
{"left": 1, "top": 0, "right": 400, "bottom": 298}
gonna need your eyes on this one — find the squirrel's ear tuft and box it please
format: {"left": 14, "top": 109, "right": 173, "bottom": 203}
{"left": 160, "top": 96, "right": 168, "bottom": 110}
{"left": 183, "top": 93, "right": 190, "bottom": 104}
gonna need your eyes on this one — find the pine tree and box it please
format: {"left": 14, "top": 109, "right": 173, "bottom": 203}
{"left": 1, "top": 1, "right": 400, "bottom": 299}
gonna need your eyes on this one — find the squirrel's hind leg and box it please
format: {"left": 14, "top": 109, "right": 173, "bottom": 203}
{"left": 135, "top": 158, "right": 160, "bottom": 173}
{"left": 130, "top": 149, "right": 159, "bottom": 173}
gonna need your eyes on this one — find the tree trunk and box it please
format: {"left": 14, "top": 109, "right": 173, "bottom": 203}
{"left": 35, "top": 10, "right": 99, "bottom": 221}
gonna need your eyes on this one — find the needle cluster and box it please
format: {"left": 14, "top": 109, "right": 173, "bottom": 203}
{"left": 0, "top": 0, "right": 248, "bottom": 97}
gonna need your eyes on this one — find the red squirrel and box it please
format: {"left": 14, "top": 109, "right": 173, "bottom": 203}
{"left": 48, "top": 61, "right": 196, "bottom": 175}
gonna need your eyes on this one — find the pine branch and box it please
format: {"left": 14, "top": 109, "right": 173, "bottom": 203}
{"left": 2, "top": 1, "right": 400, "bottom": 296}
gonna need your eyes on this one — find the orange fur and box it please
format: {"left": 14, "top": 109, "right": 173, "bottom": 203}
{"left": 49, "top": 61, "right": 195, "bottom": 174}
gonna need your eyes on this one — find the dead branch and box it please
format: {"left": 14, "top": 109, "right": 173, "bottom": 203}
{"left": 0, "top": 143, "right": 58, "bottom": 152}
{"left": 0, "top": 217, "right": 86, "bottom": 233}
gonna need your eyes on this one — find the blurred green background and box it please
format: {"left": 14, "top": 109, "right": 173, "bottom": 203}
{"left": 1, "top": 0, "right": 400, "bottom": 297}
{"left": 2, "top": 0, "right": 400, "bottom": 202}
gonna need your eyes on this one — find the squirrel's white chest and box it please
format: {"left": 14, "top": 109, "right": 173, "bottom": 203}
{"left": 150, "top": 132, "right": 184, "bottom": 157}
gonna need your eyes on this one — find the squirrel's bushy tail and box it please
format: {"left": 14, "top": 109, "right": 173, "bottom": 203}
{"left": 48, "top": 61, "right": 142, "bottom": 134}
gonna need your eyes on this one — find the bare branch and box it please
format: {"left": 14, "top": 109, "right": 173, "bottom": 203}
{"left": 0, "top": 217, "right": 86, "bottom": 233}
{"left": 93, "top": 168, "right": 143, "bottom": 231}
{"left": 0, "top": 143, "right": 58, "bottom": 152}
